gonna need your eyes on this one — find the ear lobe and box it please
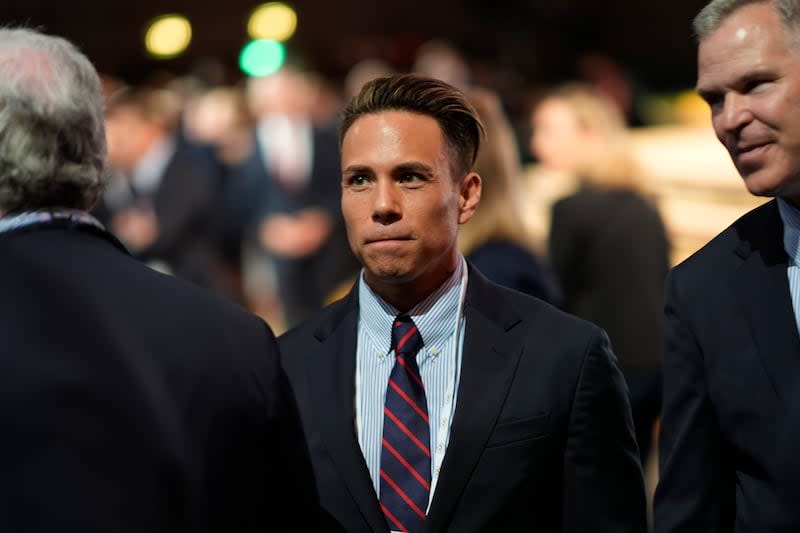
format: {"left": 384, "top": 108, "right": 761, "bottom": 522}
{"left": 458, "top": 172, "right": 481, "bottom": 225}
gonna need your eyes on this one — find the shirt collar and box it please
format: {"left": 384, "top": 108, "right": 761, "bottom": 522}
{"left": 777, "top": 197, "right": 800, "bottom": 263}
{"left": 131, "top": 134, "right": 175, "bottom": 195}
{"left": 358, "top": 255, "right": 467, "bottom": 359}
{"left": 0, "top": 208, "right": 104, "bottom": 234}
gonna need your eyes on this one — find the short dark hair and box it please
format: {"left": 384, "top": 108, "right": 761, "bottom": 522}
{"left": 339, "top": 73, "right": 484, "bottom": 178}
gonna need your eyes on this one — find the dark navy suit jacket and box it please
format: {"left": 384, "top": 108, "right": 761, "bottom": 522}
{"left": 0, "top": 219, "right": 320, "bottom": 532}
{"left": 279, "top": 264, "right": 646, "bottom": 532}
{"left": 655, "top": 199, "right": 800, "bottom": 532}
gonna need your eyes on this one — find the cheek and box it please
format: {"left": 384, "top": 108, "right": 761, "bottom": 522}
{"left": 340, "top": 198, "right": 361, "bottom": 232}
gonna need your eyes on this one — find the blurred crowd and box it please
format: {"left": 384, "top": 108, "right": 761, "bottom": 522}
{"left": 96, "top": 40, "right": 659, "bottom": 320}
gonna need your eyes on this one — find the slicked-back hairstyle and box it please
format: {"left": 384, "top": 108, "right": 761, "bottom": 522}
{"left": 693, "top": 0, "right": 800, "bottom": 43}
{"left": 0, "top": 27, "right": 107, "bottom": 213}
{"left": 339, "top": 73, "right": 485, "bottom": 178}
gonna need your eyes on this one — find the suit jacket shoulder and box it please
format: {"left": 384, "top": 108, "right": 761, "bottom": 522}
{"left": 671, "top": 198, "right": 779, "bottom": 283}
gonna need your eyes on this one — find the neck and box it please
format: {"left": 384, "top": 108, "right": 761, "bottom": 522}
{"left": 365, "top": 257, "right": 461, "bottom": 313}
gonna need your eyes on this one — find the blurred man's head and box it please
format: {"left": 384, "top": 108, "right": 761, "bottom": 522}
{"left": 0, "top": 27, "right": 107, "bottom": 214}
{"left": 246, "top": 65, "right": 317, "bottom": 120}
{"left": 104, "top": 87, "right": 181, "bottom": 172}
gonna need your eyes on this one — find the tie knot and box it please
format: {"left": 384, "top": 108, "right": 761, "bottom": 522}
{"left": 391, "top": 315, "right": 424, "bottom": 356}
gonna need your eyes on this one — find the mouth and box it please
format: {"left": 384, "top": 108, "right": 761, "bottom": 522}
{"left": 733, "top": 141, "right": 771, "bottom": 166}
{"left": 365, "top": 237, "right": 410, "bottom": 245}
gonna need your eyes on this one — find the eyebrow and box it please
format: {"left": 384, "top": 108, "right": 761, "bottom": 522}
{"left": 342, "top": 161, "right": 434, "bottom": 175}
{"left": 697, "top": 66, "right": 775, "bottom": 95}
{"left": 394, "top": 162, "right": 434, "bottom": 175}
{"left": 342, "top": 164, "right": 372, "bottom": 174}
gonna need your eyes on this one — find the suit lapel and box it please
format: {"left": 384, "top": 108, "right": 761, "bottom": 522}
{"left": 732, "top": 200, "right": 800, "bottom": 403}
{"left": 307, "top": 289, "right": 388, "bottom": 532}
{"left": 425, "top": 267, "right": 525, "bottom": 532}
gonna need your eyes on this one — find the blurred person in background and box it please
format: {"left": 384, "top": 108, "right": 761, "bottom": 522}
{"left": 655, "top": 0, "right": 800, "bottom": 530}
{"left": 344, "top": 58, "right": 396, "bottom": 101}
{"left": 231, "top": 64, "right": 357, "bottom": 332}
{"left": 0, "top": 26, "right": 321, "bottom": 532}
{"left": 459, "top": 86, "right": 563, "bottom": 306}
{"left": 411, "top": 39, "right": 472, "bottom": 90}
{"left": 94, "top": 84, "right": 222, "bottom": 291}
{"left": 531, "top": 83, "right": 671, "bottom": 482}
{"left": 183, "top": 85, "right": 255, "bottom": 168}
{"left": 576, "top": 51, "right": 649, "bottom": 128}
{"left": 182, "top": 85, "right": 257, "bottom": 304}
{"left": 279, "top": 73, "right": 646, "bottom": 533}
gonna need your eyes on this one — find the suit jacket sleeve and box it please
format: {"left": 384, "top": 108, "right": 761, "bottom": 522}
{"left": 653, "top": 270, "right": 734, "bottom": 533}
{"left": 204, "top": 320, "right": 323, "bottom": 531}
{"left": 562, "top": 327, "right": 647, "bottom": 532}
{"left": 143, "top": 148, "right": 218, "bottom": 261}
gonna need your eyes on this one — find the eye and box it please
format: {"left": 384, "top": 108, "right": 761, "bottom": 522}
{"left": 397, "top": 173, "right": 426, "bottom": 188}
{"left": 699, "top": 90, "right": 721, "bottom": 107}
{"left": 343, "top": 174, "right": 370, "bottom": 189}
{"left": 699, "top": 91, "right": 723, "bottom": 114}
{"left": 743, "top": 78, "right": 771, "bottom": 93}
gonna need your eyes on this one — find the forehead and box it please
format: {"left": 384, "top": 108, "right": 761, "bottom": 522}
{"left": 341, "top": 110, "right": 447, "bottom": 164}
{"left": 697, "top": 3, "right": 792, "bottom": 89}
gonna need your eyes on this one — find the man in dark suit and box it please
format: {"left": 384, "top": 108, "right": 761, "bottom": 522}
{"left": 278, "top": 73, "right": 646, "bottom": 532}
{"left": 229, "top": 66, "right": 358, "bottom": 331}
{"left": 654, "top": 1, "right": 800, "bottom": 531}
{"left": 94, "top": 85, "right": 222, "bottom": 291}
{"left": 0, "top": 27, "right": 320, "bottom": 532}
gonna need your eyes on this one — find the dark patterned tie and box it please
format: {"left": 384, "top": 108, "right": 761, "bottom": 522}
{"left": 380, "top": 314, "right": 430, "bottom": 533}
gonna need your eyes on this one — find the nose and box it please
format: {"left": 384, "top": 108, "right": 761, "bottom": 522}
{"left": 716, "top": 92, "right": 753, "bottom": 136}
{"left": 372, "top": 179, "right": 401, "bottom": 224}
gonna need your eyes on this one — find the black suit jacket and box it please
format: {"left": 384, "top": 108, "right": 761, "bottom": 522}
{"left": 549, "top": 187, "right": 671, "bottom": 377}
{"left": 0, "top": 219, "right": 319, "bottom": 532}
{"left": 655, "top": 199, "right": 800, "bottom": 532}
{"left": 279, "top": 264, "right": 646, "bottom": 532}
{"left": 94, "top": 139, "right": 221, "bottom": 289}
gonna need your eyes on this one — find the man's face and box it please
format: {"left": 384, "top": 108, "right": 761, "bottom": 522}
{"left": 697, "top": 3, "right": 800, "bottom": 204}
{"left": 530, "top": 97, "right": 589, "bottom": 172}
{"left": 104, "top": 106, "right": 152, "bottom": 172}
{"left": 340, "top": 110, "right": 480, "bottom": 299}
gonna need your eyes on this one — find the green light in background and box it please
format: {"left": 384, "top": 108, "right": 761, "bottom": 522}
{"left": 239, "top": 39, "right": 285, "bottom": 77}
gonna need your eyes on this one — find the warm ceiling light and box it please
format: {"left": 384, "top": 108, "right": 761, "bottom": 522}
{"left": 144, "top": 14, "right": 192, "bottom": 59}
{"left": 247, "top": 2, "right": 297, "bottom": 42}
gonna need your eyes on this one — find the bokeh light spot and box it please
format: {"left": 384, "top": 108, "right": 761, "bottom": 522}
{"left": 239, "top": 39, "right": 286, "bottom": 77}
{"left": 145, "top": 15, "right": 192, "bottom": 59}
{"left": 247, "top": 3, "right": 297, "bottom": 42}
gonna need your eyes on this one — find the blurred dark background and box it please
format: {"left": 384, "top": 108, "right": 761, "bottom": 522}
{"left": 3, "top": 0, "right": 706, "bottom": 92}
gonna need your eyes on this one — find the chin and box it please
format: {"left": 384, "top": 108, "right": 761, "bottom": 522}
{"left": 363, "top": 264, "right": 413, "bottom": 284}
{"left": 742, "top": 169, "right": 787, "bottom": 198}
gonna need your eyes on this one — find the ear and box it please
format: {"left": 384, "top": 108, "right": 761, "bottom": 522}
{"left": 457, "top": 171, "right": 481, "bottom": 224}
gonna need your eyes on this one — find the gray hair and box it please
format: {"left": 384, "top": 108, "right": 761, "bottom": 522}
{"left": 693, "top": 0, "right": 800, "bottom": 42}
{"left": 0, "top": 27, "right": 107, "bottom": 213}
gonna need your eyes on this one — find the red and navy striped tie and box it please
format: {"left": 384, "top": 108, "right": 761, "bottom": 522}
{"left": 380, "top": 314, "right": 430, "bottom": 533}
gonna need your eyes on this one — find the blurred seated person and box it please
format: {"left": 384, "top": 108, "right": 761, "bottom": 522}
{"left": 460, "top": 87, "right": 563, "bottom": 307}
{"left": 182, "top": 85, "right": 257, "bottom": 303}
{"left": 94, "top": 85, "right": 222, "bottom": 291}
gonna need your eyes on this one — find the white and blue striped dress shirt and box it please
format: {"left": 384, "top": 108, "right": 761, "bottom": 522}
{"left": 778, "top": 198, "right": 800, "bottom": 334}
{"left": 355, "top": 255, "right": 467, "bottom": 510}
